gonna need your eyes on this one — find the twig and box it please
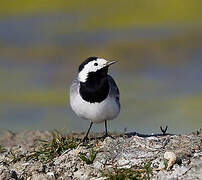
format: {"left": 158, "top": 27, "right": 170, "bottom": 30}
{"left": 181, "top": 167, "right": 192, "bottom": 176}
{"left": 162, "top": 137, "right": 170, "bottom": 148}
{"left": 160, "top": 126, "right": 168, "bottom": 135}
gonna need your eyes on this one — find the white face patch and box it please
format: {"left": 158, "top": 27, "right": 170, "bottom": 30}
{"left": 78, "top": 58, "right": 108, "bottom": 82}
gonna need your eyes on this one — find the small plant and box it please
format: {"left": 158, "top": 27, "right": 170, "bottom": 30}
{"left": 100, "top": 168, "right": 142, "bottom": 180}
{"left": 101, "top": 162, "right": 153, "bottom": 180}
{"left": 196, "top": 128, "right": 201, "bottom": 135}
{"left": 8, "top": 149, "right": 25, "bottom": 163}
{"left": 79, "top": 148, "right": 96, "bottom": 164}
{"left": 0, "top": 145, "right": 2, "bottom": 153}
{"left": 30, "top": 130, "right": 79, "bottom": 162}
{"left": 163, "top": 159, "right": 168, "bottom": 170}
{"left": 143, "top": 162, "right": 152, "bottom": 180}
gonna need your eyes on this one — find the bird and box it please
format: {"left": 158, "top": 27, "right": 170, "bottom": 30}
{"left": 70, "top": 57, "right": 120, "bottom": 141}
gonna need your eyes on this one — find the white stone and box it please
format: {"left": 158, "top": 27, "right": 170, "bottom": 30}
{"left": 164, "top": 151, "right": 177, "bottom": 170}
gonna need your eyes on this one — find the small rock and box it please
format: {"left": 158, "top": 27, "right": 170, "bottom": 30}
{"left": 74, "top": 169, "right": 90, "bottom": 180}
{"left": 117, "top": 158, "right": 130, "bottom": 168}
{"left": 147, "top": 136, "right": 159, "bottom": 141}
{"left": 47, "top": 172, "right": 55, "bottom": 180}
{"left": 164, "top": 151, "right": 177, "bottom": 170}
{"left": 93, "top": 161, "right": 104, "bottom": 170}
{"left": 32, "top": 174, "right": 49, "bottom": 180}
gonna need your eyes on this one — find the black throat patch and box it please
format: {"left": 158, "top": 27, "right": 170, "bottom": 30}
{"left": 79, "top": 67, "right": 109, "bottom": 103}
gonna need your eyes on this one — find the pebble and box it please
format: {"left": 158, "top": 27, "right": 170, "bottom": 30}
{"left": 164, "top": 151, "right": 177, "bottom": 170}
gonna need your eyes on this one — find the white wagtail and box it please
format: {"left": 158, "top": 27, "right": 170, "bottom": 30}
{"left": 70, "top": 57, "right": 120, "bottom": 141}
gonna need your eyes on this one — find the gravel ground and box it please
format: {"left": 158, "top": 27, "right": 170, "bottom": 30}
{"left": 0, "top": 130, "right": 201, "bottom": 180}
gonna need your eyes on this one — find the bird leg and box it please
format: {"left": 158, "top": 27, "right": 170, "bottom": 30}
{"left": 82, "top": 122, "right": 93, "bottom": 142}
{"left": 102, "top": 120, "right": 114, "bottom": 139}
{"left": 104, "top": 120, "right": 108, "bottom": 137}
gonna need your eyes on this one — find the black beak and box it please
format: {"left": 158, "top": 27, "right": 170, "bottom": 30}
{"left": 106, "top": 60, "right": 117, "bottom": 66}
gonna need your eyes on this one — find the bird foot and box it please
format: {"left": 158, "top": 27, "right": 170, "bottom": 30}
{"left": 82, "top": 136, "right": 89, "bottom": 142}
{"left": 102, "top": 133, "right": 114, "bottom": 139}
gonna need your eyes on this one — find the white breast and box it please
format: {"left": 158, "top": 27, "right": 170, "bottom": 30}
{"left": 70, "top": 87, "right": 120, "bottom": 123}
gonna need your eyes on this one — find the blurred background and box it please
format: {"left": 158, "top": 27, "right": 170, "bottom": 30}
{"left": 0, "top": 0, "right": 202, "bottom": 135}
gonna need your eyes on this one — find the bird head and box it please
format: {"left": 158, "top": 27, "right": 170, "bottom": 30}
{"left": 78, "top": 57, "right": 117, "bottom": 82}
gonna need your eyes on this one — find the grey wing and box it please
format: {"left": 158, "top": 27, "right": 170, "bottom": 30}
{"left": 108, "top": 75, "right": 120, "bottom": 102}
{"left": 70, "top": 78, "right": 80, "bottom": 97}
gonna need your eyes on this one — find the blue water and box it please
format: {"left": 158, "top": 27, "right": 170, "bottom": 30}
{"left": 0, "top": 14, "right": 202, "bottom": 134}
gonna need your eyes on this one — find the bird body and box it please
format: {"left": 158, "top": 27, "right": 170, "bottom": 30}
{"left": 70, "top": 76, "right": 120, "bottom": 123}
{"left": 69, "top": 57, "right": 120, "bottom": 141}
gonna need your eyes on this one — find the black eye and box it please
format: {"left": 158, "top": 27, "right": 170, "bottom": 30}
{"left": 94, "top": 63, "right": 98, "bottom": 66}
